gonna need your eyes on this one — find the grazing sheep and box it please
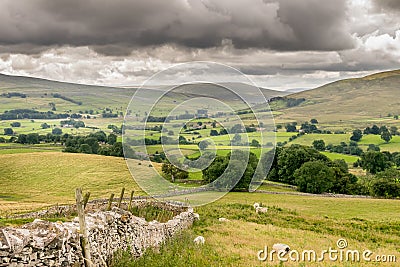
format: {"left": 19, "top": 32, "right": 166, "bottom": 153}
{"left": 272, "top": 243, "right": 290, "bottom": 253}
{"left": 218, "top": 217, "right": 230, "bottom": 222}
{"left": 193, "top": 213, "right": 200, "bottom": 220}
{"left": 193, "top": 236, "right": 205, "bottom": 245}
{"left": 256, "top": 206, "right": 268, "bottom": 214}
{"left": 254, "top": 202, "right": 268, "bottom": 213}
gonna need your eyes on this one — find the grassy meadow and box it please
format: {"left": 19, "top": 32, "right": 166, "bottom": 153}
{"left": 0, "top": 152, "right": 399, "bottom": 266}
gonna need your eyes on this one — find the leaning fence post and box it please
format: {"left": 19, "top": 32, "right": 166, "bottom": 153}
{"left": 83, "top": 192, "right": 91, "bottom": 209}
{"left": 117, "top": 187, "right": 125, "bottom": 208}
{"left": 75, "top": 188, "right": 92, "bottom": 267}
{"left": 107, "top": 193, "right": 114, "bottom": 211}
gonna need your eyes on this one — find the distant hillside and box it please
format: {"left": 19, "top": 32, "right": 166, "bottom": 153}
{"left": 0, "top": 74, "right": 287, "bottom": 114}
{"left": 0, "top": 73, "right": 137, "bottom": 114}
{"left": 275, "top": 69, "right": 400, "bottom": 122}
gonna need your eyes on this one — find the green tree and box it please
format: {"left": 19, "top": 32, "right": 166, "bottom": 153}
{"left": 17, "top": 134, "right": 27, "bottom": 144}
{"left": 310, "top": 118, "right": 318, "bottom": 124}
{"left": 294, "top": 161, "right": 335, "bottom": 194}
{"left": 312, "top": 139, "right": 325, "bottom": 151}
{"left": 10, "top": 122, "right": 21, "bottom": 127}
{"left": 162, "top": 162, "right": 188, "bottom": 181}
{"left": 52, "top": 128, "right": 63, "bottom": 135}
{"left": 276, "top": 145, "right": 330, "bottom": 185}
{"left": 107, "top": 133, "right": 117, "bottom": 145}
{"left": 203, "top": 150, "right": 258, "bottom": 191}
{"left": 285, "top": 123, "right": 297, "bottom": 132}
{"left": 79, "top": 144, "right": 92, "bottom": 154}
{"left": 110, "top": 142, "right": 124, "bottom": 157}
{"left": 394, "top": 154, "right": 400, "bottom": 167}
{"left": 359, "top": 151, "right": 392, "bottom": 174}
{"left": 350, "top": 129, "right": 363, "bottom": 142}
{"left": 250, "top": 139, "right": 261, "bottom": 147}
{"left": 26, "top": 133, "right": 39, "bottom": 144}
{"left": 4, "top": 128, "right": 13, "bottom": 135}
{"left": 210, "top": 129, "right": 219, "bottom": 136}
{"left": 390, "top": 126, "right": 398, "bottom": 136}
{"left": 381, "top": 130, "right": 392, "bottom": 143}
{"left": 84, "top": 137, "right": 99, "bottom": 154}
{"left": 370, "top": 125, "right": 380, "bottom": 135}
{"left": 367, "top": 144, "right": 380, "bottom": 152}
{"left": 41, "top": 123, "right": 50, "bottom": 129}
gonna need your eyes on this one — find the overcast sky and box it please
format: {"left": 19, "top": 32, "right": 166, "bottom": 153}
{"left": 0, "top": 0, "right": 399, "bottom": 90}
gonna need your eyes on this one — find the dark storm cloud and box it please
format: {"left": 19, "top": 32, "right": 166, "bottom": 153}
{"left": 373, "top": 0, "right": 400, "bottom": 11}
{"left": 0, "top": 0, "right": 354, "bottom": 55}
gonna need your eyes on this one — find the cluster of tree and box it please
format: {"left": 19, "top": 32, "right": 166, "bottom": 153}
{"left": 355, "top": 151, "right": 400, "bottom": 173}
{"left": 64, "top": 131, "right": 115, "bottom": 153}
{"left": 285, "top": 120, "right": 323, "bottom": 134}
{"left": 13, "top": 132, "right": 65, "bottom": 144}
{"left": 102, "top": 113, "right": 118, "bottom": 118}
{"left": 351, "top": 125, "right": 396, "bottom": 143}
{"left": 60, "top": 119, "right": 85, "bottom": 128}
{"left": 10, "top": 122, "right": 21, "bottom": 127}
{"left": 363, "top": 125, "right": 398, "bottom": 135}
{"left": 264, "top": 145, "right": 358, "bottom": 194}
{"left": 145, "top": 115, "right": 169, "bottom": 123}
{"left": 161, "top": 162, "right": 189, "bottom": 181}
{"left": 325, "top": 141, "right": 363, "bottom": 156}
{"left": 3, "top": 128, "right": 14, "bottom": 135}
{"left": 202, "top": 150, "right": 259, "bottom": 191}
{"left": 124, "top": 135, "right": 179, "bottom": 146}
{"left": 52, "top": 93, "right": 82, "bottom": 105}
{"left": 0, "top": 109, "right": 70, "bottom": 120}
{"left": 299, "top": 121, "right": 320, "bottom": 133}
{"left": 210, "top": 128, "right": 227, "bottom": 136}
{"left": 108, "top": 124, "right": 123, "bottom": 134}
{"left": 63, "top": 131, "right": 140, "bottom": 159}
{"left": 1, "top": 92, "right": 26, "bottom": 98}
{"left": 41, "top": 123, "right": 51, "bottom": 129}
{"left": 79, "top": 109, "right": 95, "bottom": 115}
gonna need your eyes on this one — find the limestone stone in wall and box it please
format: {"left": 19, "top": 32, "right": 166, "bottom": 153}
{"left": 0, "top": 206, "right": 198, "bottom": 266}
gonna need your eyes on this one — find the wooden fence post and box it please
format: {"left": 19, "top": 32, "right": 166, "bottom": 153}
{"left": 83, "top": 192, "right": 91, "bottom": 209}
{"left": 117, "top": 187, "right": 125, "bottom": 208}
{"left": 107, "top": 193, "right": 114, "bottom": 211}
{"left": 75, "top": 188, "right": 92, "bottom": 267}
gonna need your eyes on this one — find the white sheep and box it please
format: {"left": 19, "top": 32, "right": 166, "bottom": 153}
{"left": 193, "top": 213, "right": 200, "bottom": 220}
{"left": 253, "top": 202, "right": 268, "bottom": 213}
{"left": 256, "top": 206, "right": 268, "bottom": 214}
{"left": 193, "top": 236, "right": 205, "bottom": 245}
{"left": 218, "top": 217, "right": 230, "bottom": 222}
{"left": 272, "top": 243, "right": 290, "bottom": 253}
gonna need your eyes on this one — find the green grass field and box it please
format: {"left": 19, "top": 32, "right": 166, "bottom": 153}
{"left": 1, "top": 152, "right": 399, "bottom": 266}
{"left": 115, "top": 193, "right": 400, "bottom": 266}
{"left": 0, "top": 152, "right": 143, "bottom": 216}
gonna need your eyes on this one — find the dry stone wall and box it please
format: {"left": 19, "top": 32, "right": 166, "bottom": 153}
{"left": 0, "top": 206, "right": 198, "bottom": 266}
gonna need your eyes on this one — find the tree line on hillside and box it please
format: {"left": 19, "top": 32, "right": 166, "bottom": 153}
{"left": 63, "top": 131, "right": 140, "bottom": 159}
{"left": 185, "top": 145, "right": 400, "bottom": 197}
{"left": 0, "top": 109, "right": 72, "bottom": 120}
{"left": 351, "top": 125, "right": 398, "bottom": 143}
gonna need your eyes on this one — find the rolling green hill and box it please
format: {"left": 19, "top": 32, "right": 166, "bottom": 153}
{"left": 0, "top": 74, "right": 286, "bottom": 115}
{"left": 0, "top": 73, "right": 138, "bottom": 114}
{"left": 274, "top": 69, "right": 400, "bottom": 127}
